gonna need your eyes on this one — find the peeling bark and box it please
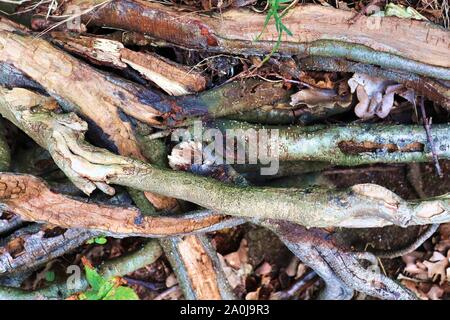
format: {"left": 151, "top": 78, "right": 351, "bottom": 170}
{"left": 34, "top": 2, "right": 450, "bottom": 79}
{"left": 0, "top": 225, "right": 95, "bottom": 275}
{"left": 0, "top": 173, "right": 242, "bottom": 237}
{"left": 50, "top": 32, "right": 207, "bottom": 95}
{"left": 0, "top": 19, "right": 289, "bottom": 130}
{"left": 162, "top": 235, "right": 236, "bottom": 300}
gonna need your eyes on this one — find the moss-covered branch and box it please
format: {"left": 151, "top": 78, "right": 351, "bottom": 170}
{"left": 204, "top": 120, "right": 450, "bottom": 166}
{"left": 1, "top": 87, "right": 449, "bottom": 229}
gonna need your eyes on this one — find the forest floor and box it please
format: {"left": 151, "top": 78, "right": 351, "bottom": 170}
{"left": 0, "top": 0, "right": 448, "bottom": 300}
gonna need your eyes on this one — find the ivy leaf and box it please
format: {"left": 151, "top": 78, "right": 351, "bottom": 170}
{"left": 78, "top": 257, "right": 139, "bottom": 300}
{"left": 82, "top": 258, "right": 105, "bottom": 291}
{"left": 103, "top": 286, "right": 140, "bottom": 300}
{"left": 45, "top": 271, "right": 55, "bottom": 282}
{"left": 79, "top": 290, "right": 103, "bottom": 300}
{"left": 94, "top": 237, "right": 107, "bottom": 245}
{"left": 87, "top": 236, "right": 108, "bottom": 245}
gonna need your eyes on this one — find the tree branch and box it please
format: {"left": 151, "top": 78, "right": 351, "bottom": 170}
{"left": 161, "top": 235, "right": 236, "bottom": 300}
{"left": 0, "top": 240, "right": 162, "bottom": 300}
{"left": 0, "top": 225, "right": 95, "bottom": 275}
{"left": 0, "top": 88, "right": 448, "bottom": 229}
{"left": 32, "top": 1, "right": 450, "bottom": 79}
{"left": 204, "top": 120, "right": 450, "bottom": 166}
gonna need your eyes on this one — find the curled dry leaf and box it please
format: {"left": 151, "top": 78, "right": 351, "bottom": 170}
{"left": 348, "top": 73, "right": 414, "bottom": 119}
{"left": 223, "top": 239, "right": 249, "bottom": 270}
{"left": 290, "top": 87, "right": 351, "bottom": 109}
{"left": 219, "top": 239, "right": 253, "bottom": 291}
{"left": 165, "top": 273, "right": 178, "bottom": 288}
{"left": 245, "top": 289, "right": 260, "bottom": 300}
{"left": 399, "top": 279, "right": 429, "bottom": 300}
{"left": 427, "top": 284, "right": 444, "bottom": 300}
{"left": 255, "top": 262, "right": 272, "bottom": 276}
{"left": 423, "top": 254, "right": 449, "bottom": 284}
{"left": 218, "top": 253, "right": 252, "bottom": 289}
{"left": 429, "top": 251, "right": 446, "bottom": 262}
{"left": 285, "top": 257, "right": 300, "bottom": 277}
{"left": 402, "top": 253, "right": 428, "bottom": 279}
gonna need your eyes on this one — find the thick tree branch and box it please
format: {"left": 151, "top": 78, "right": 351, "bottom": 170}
{"left": 0, "top": 173, "right": 242, "bottom": 237}
{"left": 0, "top": 225, "right": 95, "bottom": 275}
{"left": 171, "top": 143, "right": 416, "bottom": 299}
{"left": 0, "top": 89, "right": 449, "bottom": 228}
{"left": 161, "top": 235, "right": 236, "bottom": 300}
{"left": 205, "top": 120, "right": 450, "bottom": 166}
{"left": 34, "top": 1, "right": 450, "bottom": 79}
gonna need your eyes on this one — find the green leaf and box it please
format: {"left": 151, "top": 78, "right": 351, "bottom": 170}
{"left": 87, "top": 236, "right": 108, "bottom": 245}
{"left": 79, "top": 290, "right": 100, "bottom": 300}
{"left": 103, "top": 286, "right": 139, "bottom": 300}
{"left": 84, "top": 264, "right": 106, "bottom": 292}
{"left": 94, "top": 237, "right": 107, "bottom": 245}
{"left": 96, "top": 278, "right": 117, "bottom": 299}
{"left": 281, "top": 24, "right": 293, "bottom": 36}
{"left": 45, "top": 271, "right": 55, "bottom": 282}
{"left": 255, "top": 11, "right": 274, "bottom": 41}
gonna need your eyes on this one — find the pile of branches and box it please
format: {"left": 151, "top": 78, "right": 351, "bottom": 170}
{"left": 0, "top": 0, "right": 448, "bottom": 300}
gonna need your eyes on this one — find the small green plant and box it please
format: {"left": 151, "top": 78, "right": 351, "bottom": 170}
{"left": 86, "top": 236, "right": 108, "bottom": 245}
{"left": 255, "top": 0, "right": 294, "bottom": 64}
{"left": 78, "top": 257, "right": 139, "bottom": 300}
{"left": 45, "top": 271, "right": 55, "bottom": 282}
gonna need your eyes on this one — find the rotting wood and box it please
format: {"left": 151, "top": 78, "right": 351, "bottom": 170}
{"left": 0, "top": 225, "right": 95, "bottom": 275}
{"left": 32, "top": 1, "right": 450, "bottom": 79}
{"left": 50, "top": 32, "right": 207, "bottom": 95}
{"left": 162, "top": 235, "right": 236, "bottom": 300}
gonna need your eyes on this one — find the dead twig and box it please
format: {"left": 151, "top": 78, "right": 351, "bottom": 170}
{"left": 418, "top": 96, "right": 443, "bottom": 177}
